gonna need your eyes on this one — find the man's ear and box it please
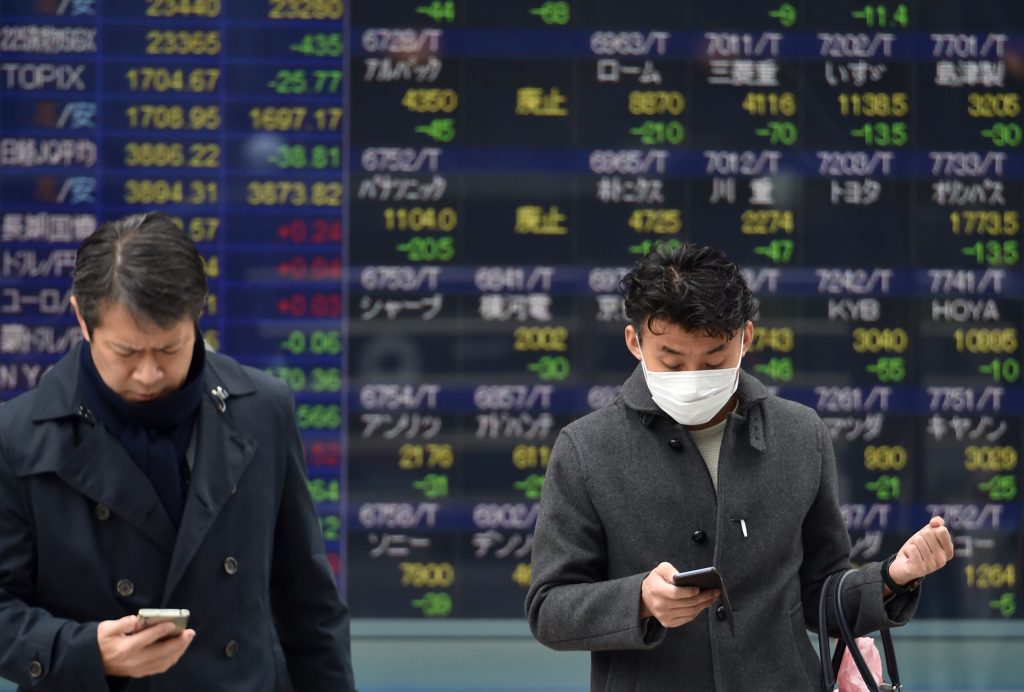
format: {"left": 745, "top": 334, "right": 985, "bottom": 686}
{"left": 624, "top": 324, "right": 641, "bottom": 361}
{"left": 69, "top": 295, "right": 91, "bottom": 343}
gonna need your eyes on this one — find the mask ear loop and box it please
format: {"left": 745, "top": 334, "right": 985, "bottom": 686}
{"left": 730, "top": 330, "right": 746, "bottom": 409}
{"left": 635, "top": 334, "right": 650, "bottom": 375}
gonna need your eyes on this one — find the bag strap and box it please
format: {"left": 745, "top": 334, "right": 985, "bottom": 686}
{"left": 826, "top": 570, "right": 903, "bottom": 692}
{"left": 835, "top": 570, "right": 881, "bottom": 692}
{"left": 818, "top": 571, "right": 844, "bottom": 691}
{"left": 881, "top": 627, "right": 901, "bottom": 689}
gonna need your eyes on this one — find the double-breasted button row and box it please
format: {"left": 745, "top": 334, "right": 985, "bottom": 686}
{"left": 116, "top": 579, "right": 134, "bottom": 597}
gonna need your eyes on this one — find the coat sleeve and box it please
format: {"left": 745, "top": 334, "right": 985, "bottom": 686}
{"left": 0, "top": 437, "right": 109, "bottom": 690}
{"left": 799, "top": 417, "right": 920, "bottom": 637}
{"left": 525, "top": 428, "right": 665, "bottom": 652}
{"left": 268, "top": 386, "right": 356, "bottom": 692}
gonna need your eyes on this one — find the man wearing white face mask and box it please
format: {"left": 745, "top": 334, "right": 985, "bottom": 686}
{"left": 525, "top": 244, "right": 953, "bottom": 691}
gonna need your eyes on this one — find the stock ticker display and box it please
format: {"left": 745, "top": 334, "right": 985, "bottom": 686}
{"left": 1, "top": 0, "right": 1022, "bottom": 620}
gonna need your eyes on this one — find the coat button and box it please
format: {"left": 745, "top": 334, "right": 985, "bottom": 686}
{"left": 94, "top": 504, "right": 110, "bottom": 522}
{"left": 28, "top": 661, "right": 43, "bottom": 678}
{"left": 223, "top": 556, "right": 238, "bottom": 575}
{"left": 691, "top": 529, "right": 707, "bottom": 543}
{"left": 716, "top": 604, "right": 727, "bottom": 621}
{"left": 115, "top": 579, "right": 134, "bottom": 597}
{"left": 667, "top": 438, "right": 682, "bottom": 450}
{"left": 224, "top": 640, "right": 239, "bottom": 658}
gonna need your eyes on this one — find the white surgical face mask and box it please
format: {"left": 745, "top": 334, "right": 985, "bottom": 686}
{"left": 638, "top": 332, "right": 744, "bottom": 427}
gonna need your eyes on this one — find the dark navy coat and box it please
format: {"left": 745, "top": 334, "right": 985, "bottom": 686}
{"left": 0, "top": 343, "right": 355, "bottom": 691}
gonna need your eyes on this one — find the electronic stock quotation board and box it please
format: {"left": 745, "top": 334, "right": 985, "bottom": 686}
{"left": 0, "top": 0, "right": 1022, "bottom": 622}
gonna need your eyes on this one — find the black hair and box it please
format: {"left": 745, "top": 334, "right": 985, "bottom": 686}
{"left": 72, "top": 212, "right": 207, "bottom": 334}
{"left": 619, "top": 243, "right": 759, "bottom": 340}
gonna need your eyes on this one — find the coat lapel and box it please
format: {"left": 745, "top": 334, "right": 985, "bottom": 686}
{"left": 50, "top": 423, "right": 177, "bottom": 554}
{"left": 25, "top": 343, "right": 176, "bottom": 554}
{"left": 162, "top": 393, "right": 257, "bottom": 601}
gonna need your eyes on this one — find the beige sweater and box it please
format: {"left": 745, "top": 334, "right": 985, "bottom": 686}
{"left": 689, "top": 416, "right": 729, "bottom": 493}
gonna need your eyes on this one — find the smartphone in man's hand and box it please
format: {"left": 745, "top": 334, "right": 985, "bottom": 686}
{"left": 672, "top": 566, "right": 725, "bottom": 591}
{"left": 135, "top": 608, "right": 190, "bottom": 637}
{"left": 672, "top": 567, "right": 733, "bottom": 633}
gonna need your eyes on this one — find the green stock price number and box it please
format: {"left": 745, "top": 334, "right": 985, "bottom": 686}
{"left": 297, "top": 404, "right": 342, "bottom": 430}
{"left": 962, "top": 240, "right": 1019, "bottom": 266}
{"left": 280, "top": 329, "right": 341, "bottom": 356}
{"left": 866, "top": 356, "right": 905, "bottom": 382}
{"left": 978, "top": 475, "right": 1017, "bottom": 501}
{"left": 411, "top": 592, "right": 452, "bottom": 617}
{"left": 320, "top": 514, "right": 341, "bottom": 540}
{"left": 527, "top": 355, "right": 570, "bottom": 381}
{"left": 267, "top": 366, "right": 342, "bottom": 393}
{"left": 308, "top": 478, "right": 340, "bottom": 503}
{"left": 981, "top": 122, "right": 1023, "bottom": 148}
{"left": 395, "top": 236, "right": 455, "bottom": 262}
{"left": 979, "top": 357, "right": 1021, "bottom": 383}
{"left": 288, "top": 32, "right": 343, "bottom": 57}
{"left": 865, "top": 475, "right": 900, "bottom": 500}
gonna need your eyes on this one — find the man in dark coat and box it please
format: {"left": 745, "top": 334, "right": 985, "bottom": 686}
{"left": 525, "top": 244, "right": 954, "bottom": 691}
{"left": 0, "top": 212, "right": 355, "bottom": 691}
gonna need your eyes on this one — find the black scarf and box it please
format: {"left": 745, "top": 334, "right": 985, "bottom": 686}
{"left": 78, "top": 333, "right": 205, "bottom": 528}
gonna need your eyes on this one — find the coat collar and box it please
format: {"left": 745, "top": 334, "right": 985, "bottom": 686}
{"left": 23, "top": 343, "right": 260, "bottom": 573}
{"left": 29, "top": 341, "right": 86, "bottom": 423}
{"left": 620, "top": 363, "right": 770, "bottom": 453}
{"left": 30, "top": 341, "right": 257, "bottom": 424}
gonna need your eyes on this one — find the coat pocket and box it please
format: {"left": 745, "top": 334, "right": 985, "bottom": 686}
{"left": 787, "top": 600, "right": 819, "bottom": 690}
{"left": 600, "top": 650, "right": 639, "bottom": 692}
{"left": 272, "top": 641, "right": 290, "bottom": 691}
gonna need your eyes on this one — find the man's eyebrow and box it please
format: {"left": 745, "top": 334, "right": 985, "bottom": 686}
{"left": 658, "top": 342, "right": 728, "bottom": 357}
{"left": 109, "top": 336, "right": 187, "bottom": 352}
{"left": 109, "top": 341, "right": 138, "bottom": 352}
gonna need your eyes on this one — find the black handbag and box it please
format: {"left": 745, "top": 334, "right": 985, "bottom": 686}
{"left": 818, "top": 570, "right": 902, "bottom": 692}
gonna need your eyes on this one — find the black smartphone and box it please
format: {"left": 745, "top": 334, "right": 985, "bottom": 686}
{"left": 672, "top": 567, "right": 734, "bottom": 632}
{"left": 671, "top": 566, "right": 724, "bottom": 591}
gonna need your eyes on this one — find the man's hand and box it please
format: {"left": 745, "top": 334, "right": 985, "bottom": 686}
{"left": 887, "top": 516, "right": 955, "bottom": 587}
{"left": 97, "top": 615, "right": 195, "bottom": 678}
{"left": 640, "top": 562, "right": 720, "bottom": 628}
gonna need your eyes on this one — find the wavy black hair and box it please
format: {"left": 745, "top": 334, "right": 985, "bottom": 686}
{"left": 72, "top": 212, "right": 207, "bottom": 335}
{"left": 619, "top": 243, "right": 759, "bottom": 340}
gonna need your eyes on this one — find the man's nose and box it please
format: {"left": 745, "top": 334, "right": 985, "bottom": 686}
{"left": 133, "top": 356, "right": 163, "bottom": 386}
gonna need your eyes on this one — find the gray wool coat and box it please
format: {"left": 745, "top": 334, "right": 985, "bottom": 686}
{"left": 526, "top": 366, "right": 920, "bottom": 692}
